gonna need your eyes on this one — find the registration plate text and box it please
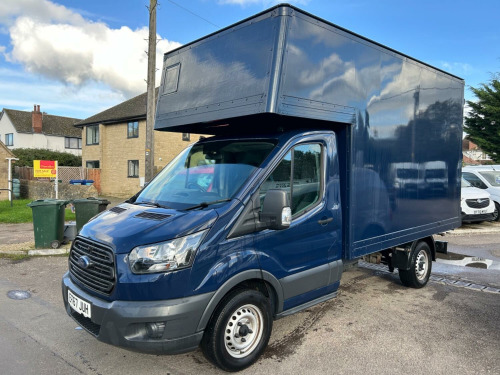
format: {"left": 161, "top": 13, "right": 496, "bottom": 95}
{"left": 68, "top": 290, "right": 91, "bottom": 319}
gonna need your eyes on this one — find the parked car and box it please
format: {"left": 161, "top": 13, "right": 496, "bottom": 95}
{"left": 462, "top": 166, "right": 500, "bottom": 221}
{"left": 461, "top": 178, "right": 495, "bottom": 223}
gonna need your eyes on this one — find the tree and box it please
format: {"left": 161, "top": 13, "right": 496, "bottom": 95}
{"left": 464, "top": 76, "right": 500, "bottom": 162}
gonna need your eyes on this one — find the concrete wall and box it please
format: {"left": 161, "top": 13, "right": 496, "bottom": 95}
{"left": 20, "top": 180, "right": 98, "bottom": 201}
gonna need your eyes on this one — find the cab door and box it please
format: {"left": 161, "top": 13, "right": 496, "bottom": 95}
{"left": 253, "top": 133, "right": 342, "bottom": 311}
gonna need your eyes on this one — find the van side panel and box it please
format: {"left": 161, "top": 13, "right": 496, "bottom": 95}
{"left": 156, "top": 5, "right": 464, "bottom": 259}
{"left": 277, "top": 12, "right": 463, "bottom": 259}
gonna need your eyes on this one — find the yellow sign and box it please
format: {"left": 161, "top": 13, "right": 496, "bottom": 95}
{"left": 34, "top": 160, "right": 57, "bottom": 178}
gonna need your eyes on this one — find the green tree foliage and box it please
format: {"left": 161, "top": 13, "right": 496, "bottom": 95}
{"left": 464, "top": 76, "right": 500, "bottom": 162}
{"left": 12, "top": 148, "right": 82, "bottom": 167}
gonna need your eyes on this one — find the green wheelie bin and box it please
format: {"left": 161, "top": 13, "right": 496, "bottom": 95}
{"left": 73, "top": 197, "right": 111, "bottom": 233}
{"left": 28, "top": 199, "right": 69, "bottom": 249}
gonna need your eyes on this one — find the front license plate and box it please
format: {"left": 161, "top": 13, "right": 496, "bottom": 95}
{"left": 473, "top": 209, "right": 487, "bottom": 214}
{"left": 68, "top": 290, "right": 91, "bottom": 319}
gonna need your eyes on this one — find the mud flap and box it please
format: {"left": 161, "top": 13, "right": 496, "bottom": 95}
{"left": 391, "top": 245, "right": 412, "bottom": 271}
{"left": 435, "top": 240, "right": 448, "bottom": 254}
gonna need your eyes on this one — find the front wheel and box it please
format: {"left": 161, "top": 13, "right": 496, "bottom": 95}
{"left": 399, "top": 242, "right": 432, "bottom": 288}
{"left": 201, "top": 288, "right": 273, "bottom": 372}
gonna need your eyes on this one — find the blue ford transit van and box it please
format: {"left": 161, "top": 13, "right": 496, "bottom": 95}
{"left": 63, "top": 4, "right": 464, "bottom": 371}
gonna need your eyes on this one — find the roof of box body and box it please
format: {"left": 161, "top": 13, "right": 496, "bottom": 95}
{"left": 76, "top": 88, "right": 159, "bottom": 127}
{"left": 154, "top": 3, "right": 464, "bottom": 134}
{"left": 2, "top": 108, "right": 81, "bottom": 137}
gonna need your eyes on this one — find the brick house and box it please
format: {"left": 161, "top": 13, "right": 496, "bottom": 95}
{"left": 462, "top": 137, "right": 491, "bottom": 164}
{"left": 76, "top": 90, "right": 207, "bottom": 197}
{"left": 0, "top": 140, "right": 16, "bottom": 200}
{"left": 0, "top": 105, "right": 82, "bottom": 155}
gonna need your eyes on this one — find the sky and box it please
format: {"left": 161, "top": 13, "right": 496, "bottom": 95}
{"left": 0, "top": 0, "right": 499, "bottom": 120}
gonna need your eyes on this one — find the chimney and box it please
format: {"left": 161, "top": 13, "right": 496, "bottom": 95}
{"left": 32, "top": 104, "right": 42, "bottom": 133}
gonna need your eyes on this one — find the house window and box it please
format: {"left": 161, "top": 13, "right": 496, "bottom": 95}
{"left": 86, "top": 125, "right": 99, "bottom": 145}
{"left": 86, "top": 160, "right": 100, "bottom": 169}
{"left": 182, "top": 133, "right": 190, "bottom": 141}
{"left": 128, "top": 160, "right": 139, "bottom": 178}
{"left": 5, "top": 133, "right": 13, "bottom": 146}
{"left": 128, "top": 121, "right": 139, "bottom": 138}
{"left": 65, "top": 137, "right": 82, "bottom": 149}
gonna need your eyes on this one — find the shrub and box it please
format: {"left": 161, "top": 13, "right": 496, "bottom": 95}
{"left": 12, "top": 148, "right": 82, "bottom": 167}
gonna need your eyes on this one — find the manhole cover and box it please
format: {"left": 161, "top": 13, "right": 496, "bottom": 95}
{"left": 7, "top": 290, "right": 31, "bottom": 300}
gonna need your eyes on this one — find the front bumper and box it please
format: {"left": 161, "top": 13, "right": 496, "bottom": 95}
{"left": 461, "top": 212, "right": 495, "bottom": 223}
{"left": 62, "top": 272, "right": 214, "bottom": 355}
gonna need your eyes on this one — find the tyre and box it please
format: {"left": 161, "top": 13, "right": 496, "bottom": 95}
{"left": 399, "top": 241, "right": 432, "bottom": 288}
{"left": 201, "top": 288, "right": 273, "bottom": 372}
{"left": 493, "top": 202, "right": 500, "bottom": 222}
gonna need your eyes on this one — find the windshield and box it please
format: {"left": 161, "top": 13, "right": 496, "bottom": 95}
{"left": 136, "top": 139, "right": 276, "bottom": 210}
{"left": 397, "top": 169, "right": 419, "bottom": 179}
{"left": 425, "top": 169, "right": 445, "bottom": 179}
{"left": 479, "top": 171, "right": 500, "bottom": 187}
{"left": 461, "top": 178, "right": 472, "bottom": 188}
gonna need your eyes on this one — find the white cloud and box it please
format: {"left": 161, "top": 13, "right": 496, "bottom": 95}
{"left": 1, "top": 0, "right": 181, "bottom": 98}
{"left": 0, "top": 0, "right": 86, "bottom": 27}
{"left": 439, "top": 61, "right": 473, "bottom": 76}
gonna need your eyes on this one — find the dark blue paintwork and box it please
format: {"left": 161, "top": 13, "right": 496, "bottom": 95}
{"left": 156, "top": 4, "right": 464, "bottom": 259}
{"left": 75, "top": 130, "right": 343, "bottom": 306}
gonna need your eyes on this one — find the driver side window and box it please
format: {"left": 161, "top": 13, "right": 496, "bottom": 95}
{"left": 260, "top": 143, "right": 322, "bottom": 216}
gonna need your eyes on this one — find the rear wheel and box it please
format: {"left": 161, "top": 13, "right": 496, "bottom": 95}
{"left": 399, "top": 242, "right": 432, "bottom": 288}
{"left": 201, "top": 288, "right": 273, "bottom": 372}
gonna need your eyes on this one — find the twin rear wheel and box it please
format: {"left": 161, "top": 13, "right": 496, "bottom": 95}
{"left": 201, "top": 288, "right": 273, "bottom": 372}
{"left": 398, "top": 241, "right": 432, "bottom": 288}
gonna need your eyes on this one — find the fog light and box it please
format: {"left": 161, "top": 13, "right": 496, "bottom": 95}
{"left": 145, "top": 322, "right": 166, "bottom": 339}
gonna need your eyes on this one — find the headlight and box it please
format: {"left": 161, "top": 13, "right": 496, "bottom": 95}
{"left": 128, "top": 230, "right": 206, "bottom": 274}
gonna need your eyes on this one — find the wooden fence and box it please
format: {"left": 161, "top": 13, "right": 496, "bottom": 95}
{"left": 15, "top": 166, "right": 102, "bottom": 194}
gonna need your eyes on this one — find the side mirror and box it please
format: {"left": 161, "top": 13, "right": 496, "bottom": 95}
{"left": 259, "top": 190, "right": 292, "bottom": 230}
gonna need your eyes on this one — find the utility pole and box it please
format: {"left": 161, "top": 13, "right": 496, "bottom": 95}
{"left": 145, "top": 0, "right": 157, "bottom": 182}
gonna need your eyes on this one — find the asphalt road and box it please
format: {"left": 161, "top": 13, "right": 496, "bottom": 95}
{"left": 1, "top": 245, "right": 499, "bottom": 375}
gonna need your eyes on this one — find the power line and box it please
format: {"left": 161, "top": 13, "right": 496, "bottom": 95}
{"left": 166, "top": 0, "right": 220, "bottom": 29}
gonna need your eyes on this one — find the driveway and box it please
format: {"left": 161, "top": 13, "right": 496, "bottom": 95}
{"left": 0, "top": 256, "right": 498, "bottom": 374}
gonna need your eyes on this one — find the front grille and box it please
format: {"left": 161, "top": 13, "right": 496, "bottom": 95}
{"left": 466, "top": 198, "right": 490, "bottom": 209}
{"left": 69, "top": 237, "right": 115, "bottom": 296}
{"left": 71, "top": 310, "right": 101, "bottom": 336}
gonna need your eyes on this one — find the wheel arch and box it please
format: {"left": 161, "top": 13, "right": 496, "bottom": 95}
{"left": 418, "top": 236, "right": 436, "bottom": 261}
{"left": 196, "top": 270, "right": 283, "bottom": 332}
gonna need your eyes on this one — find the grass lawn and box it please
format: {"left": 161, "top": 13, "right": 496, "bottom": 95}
{"left": 0, "top": 199, "right": 76, "bottom": 223}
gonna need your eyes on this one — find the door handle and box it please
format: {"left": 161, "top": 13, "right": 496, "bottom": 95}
{"left": 318, "top": 217, "right": 333, "bottom": 225}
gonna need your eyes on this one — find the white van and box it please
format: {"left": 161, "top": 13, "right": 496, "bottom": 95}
{"left": 461, "top": 178, "right": 495, "bottom": 223}
{"left": 462, "top": 166, "right": 500, "bottom": 221}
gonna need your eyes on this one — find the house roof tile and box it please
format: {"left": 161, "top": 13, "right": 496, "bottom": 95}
{"left": 76, "top": 89, "right": 158, "bottom": 127}
{"left": 3, "top": 108, "right": 81, "bottom": 137}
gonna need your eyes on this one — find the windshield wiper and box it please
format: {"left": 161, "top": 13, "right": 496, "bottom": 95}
{"left": 134, "top": 200, "right": 170, "bottom": 209}
{"left": 184, "top": 198, "right": 232, "bottom": 211}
